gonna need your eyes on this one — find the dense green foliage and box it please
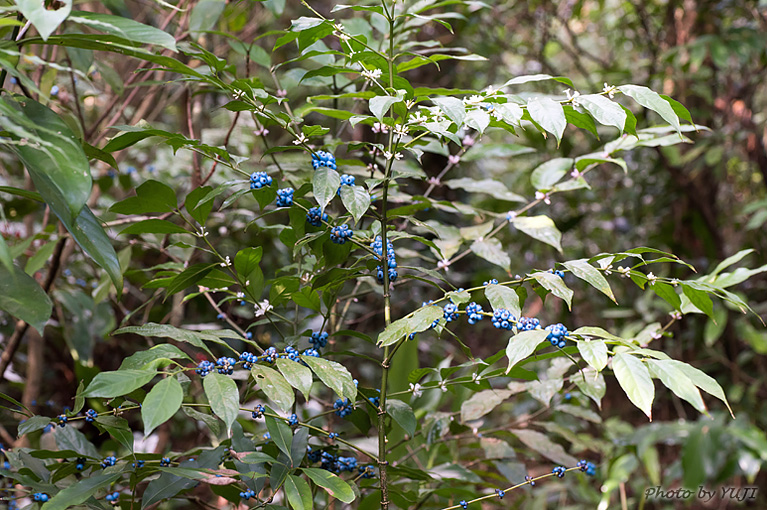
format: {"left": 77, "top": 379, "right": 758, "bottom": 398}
{"left": 1, "top": 0, "right": 766, "bottom": 509}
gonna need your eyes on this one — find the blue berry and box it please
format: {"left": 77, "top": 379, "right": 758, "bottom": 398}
{"left": 577, "top": 459, "right": 596, "bottom": 476}
{"left": 491, "top": 308, "right": 515, "bottom": 330}
{"left": 262, "top": 346, "right": 278, "bottom": 364}
{"left": 310, "top": 331, "right": 329, "bottom": 350}
{"left": 307, "top": 445, "right": 322, "bottom": 463}
{"left": 495, "top": 489, "right": 505, "bottom": 499}
{"left": 545, "top": 323, "right": 569, "bottom": 348}
{"left": 251, "top": 404, "right": 265, "bottom": 419}
{"left": 85, "top": 409, "right": 98, "bottom": 423}
{"left": 160, "top": 457, "right": 171, "bottom": 467}
{"left": 239, "top": 489, "right": 256, "bottom": 500}
{"left": 288, "top": 414, "right": 298, "bottom": 426}
{"left": 517, "top": 316, "right": 540, "bottom": 331}
{"left": 249, "top": 171, "right": 273, "bottom": 190}
{"left": 334, "top": 398, "right": 353, "bottom": 417}
{"left": 368, "top": 396, "right": 380, "bottom": 407}
{"left": 330, "top": 224, "right": 353, "bottom": 244}
{"left": 443, "top": 303, "right": 458, "bottom": 322}
{"left": 263, "top": 432, "right": 271, "bottom": 441}
{"left": 57, "top": 414, "right": 67, "bottom": 427}
{"left": 306, "top": 206, "right": 329, "bottom": 227}
{"left": 525, "top": 475, "right": 535, "bottom": 486}
{"left": 337, "top": 456, "right": 358, "bottom": 472}
{"left": 196, "top": 360, "right": 214, "bottom": 377}
{"left": 239, "top": 351, "right": 258, "bottom": 369}
{"left": 132, "top": 460, "right": 145, "bottom": 469}
{"left": 50, "top": 85, "right": 59, "bottom": 96}
{"left": 359, "top": 464, "right": 376, "bottom": 478}
{"left": 216, "top": 357, "right": 236, "bottom": 375}
{"left": 552, "top": 465, "right": 566, "bottom": 478}
{"left": 76, "top": 457, "right": 86, "bottom": 470}
{"left": 101, "top": 456, "right": 117, "bottom": 469}
{"left": 105, "top": 491, "right": 120, "bottom": 503}
{"left": 548, "top": 269, "right": 565, "bottom": 278}
{"left": 285, "top": 345, "right": 301, "bottom": 362}
{"left": 302, "top": 348, "right": 320, "bottom": 357}
{"left": 337, "top": 174, "right": 355, "bottom": 195}
{"left": 33, "top": 493, "right": 50, "bottom": 502}
{"left": 483, "top": 279, "right": 498, "bottom": 286}
{"left": 276, "top": 187, "right": 294, "bottom": 207}
{"left": 459, "top": 501, "right": 468, "bottom": 509}
{"left": 465, "top": 302, "right": 484, "bottom": 324}
{"left": 311, "top": 150, "right": 337, "bottom": 170}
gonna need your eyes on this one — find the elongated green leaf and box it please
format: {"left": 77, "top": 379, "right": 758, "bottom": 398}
{"left": 251, "top": 365, "right": 295, "bottom": 413}
{"left": 532, "top": 271, "right": 573, "bottom": 309}
{"left": 572, "top": 368, "right": 606, "bottom": 409}
{"left": 142, "top": 377, "right": 183, "bottom": 436}
{"left": 301, "top": 356, "right": 356, "bottom": 402}
{"left": 203, "top": 372, "right": 239, "bottom": 434}
{"left": 579, "top": 94, "right": 627, "bottom": 133}
{"left": 265, "top": 414, "right": 293, "bottom": 461}
{"left": 120, "top": 219, "right": 190, "bottom": 235}
{"left": 484, "top": 284, "right": 520, "bottom": 318}
{"left": 681, "top": 284, "right": 715, "bottom": 320}
{"left": 275, "top": 358, "right": 313, "bottom": 400}
{"left": 70, "top": 206, "right": 123, "bottom": 292}
{"left": 69, "top": 11, "right": 176, "bottom": 51}
{"left": 647, "top": 360, "right": 707, "bottom": 415}
{"left": 18, "top": 415, "right": 53, "bottom": 436}
{"left": 612, "top": 353, "right": 654, "bottom": 420}
{"left": 461, "top": 389, "right": 512, "bottom": 423}
{"left": 84, "top": 369, "right": 157, "bottom": 397}
{"left": 432, "top": 96, "right": 466, "bottom": 126}
{"left": 563, "top": 259, "right": 616, "bottom": 302}
{"left": 512, "top": 215, "right": 562, "bottom": 252}
{"left": 369, "top": 95, "right": 401, "bottom": 122}
{"left": 528, "top": 97, "right": 566, "bottom": 145}
{"left": 443, "top": 177, "right": 525, "bottom": 202}
{"left": 0, "top": 262, "right": 52, "bottom": 333}
{"left": 618, "top": 85, "right": 681, "bottom": 134}
{"left": 285, "top": 474, "right": 313, "bottom": 510}
{"left": 470, "top": 238, "right": 510, "bottom": 270}
{"left": 577, "top": 339, "right": 608, "bottom": 372}
{"left": 339, "top": 185, "right": 370, "bottom": 223}
{"left": 387, "top": 399, "right": 416, "bottom": 436}
{"left": 510, "top": 428, "right": 578, "bottom": 465}
{"left": 652, "top": 282, "right": 681, "bottom": 310}
{"left": 531, "top": 158, "right": 573, "bottom": 190}
{"left": 302, "top": 468, "right": 355, "bottom": 503}
{"left": 501, "top": 74, "right": 574, "bottom": 88}
{"left": 313, "top": 167, "right": 340, "bottom": 211}
{"left": 110, "top": 180, "right": 177, "bottom": 214}
{"left": 41, "top": 472, "right": 122, "bottom": 510}
{"left": 506, "top": 329, "right": 549, "bottom": 372}
{"left": 669, "top": 360, "right": 733, "bottom": 418}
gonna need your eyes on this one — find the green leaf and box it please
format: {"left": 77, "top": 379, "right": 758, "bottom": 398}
{"left": 69, "top": 11, "right": 177, "bottom": 51}
{"left": 0, "top": 262, "right": 52, "bottom": 333}
{"left": 669, "top": 360, "right": 733, "bottom": 418}
{"left": 339, "top": 185, "right": 371, "bottom": 224}
{"left": 16, "top": 0, "right": 72, "bottom": 41}
{"left": 72, "top": 205, "right": 123, "bottom": 293}
{"left": 166, "top": 263, "right": 217, "bottom": 296}
{"left": 485, "top": 284, "right": 520, "bottom": 318}
{"left": 41, "top": 472, "right": 122, "bottom": 510}
{"left": 500, "top": 74, "right": 574, "bottom": 88}
{"left": 302, "top": 467, "right": 355, "bottom": 504}
{"left": 531, "top": 158, "right": 573, "bottom": 190}
{"left": 95, "top": 415, "right": 134, "bottom": 452}
{"left": 110, "top": 180, "right": 177, "bottom": 215}
{"left": 18, "top": 415, "right": 53, "bottom": 436}
{"left": 0, "top": 235, "right": 13, "bottom": 273}
{"left": 510, "top": 428, "right": 578, "bottom": 466}
{"left": 431, "top": 96, "right": 466, "bottom": 126}
{"left": 188, "top": 0, "right": 226, "bottom": 33}
{"left": 532, "top": 271, "right": 573, "bottom": 309}
{"left": 203, "top": 372, "right": 239, "bottom": 434}
{"left": 300, "top": 356, "right": 356, "bottom": 402}
{"left": 251, "top": 365, "right": 295, "bottom": 413}
{"left": 563, "top": 259, "right": 616, "bottom": 303}
{"left": 465, "top": 109, "right": 490, "bottom": 134}
{"left": 612, "top": 353, "right": 654, "bottom": 420}
{"left": 407, "top": 305, "right": 443, "bottom": 336}
{"left": 618, "top": 85, "right": 681, "bottom": 134}
{"left": 369, "top": 95, "right": 401, "bottom": 122}
{"left": 577, "top": 339, "right": 608, "bottom": 372}
{"left": 460, "top": 389, "right": 512, "bottom": 423}
{"left": 470, "top": 238, "right": 510, "bottom": 270}
{"left": 265, "top": 414, "right": 293, "bottom": 461}
{"left": 681, "top": 284, "right": 715, "bottom": 320}
{"left": 505, "top": 329, "right": 549, "bottom": 372}
{"left": 121, "top": 219, "right": 190, "bottom": 235}
{"left": 443, "top": 177, "right": 525, "bottom": 202}
{"left": 527, "top": 97, "right": 566, "bottom": 145}
{"left": 578, "top": 94, "right": 627, "bottom": 133}
{"left": 647, "top": 360, "right": 707, "bottom": 415}
{"left": 512, "top": 215, "right": 562, "bottom": 252}
{"left": 572, "top": 368, "right": 606, "bottom": 409}
{"left": 142, "top": 377, "right": 183, "bottom": 436}
{"left": 285, "top": 474, "right": 313, "bottom": 510}
{"left": 652, "top": 282, "right": 681, "bottom": 310}
{"left": 313, "top": 167, "right": 341, "bottom": 211}
{"left": 275, "top": 358, "right": 313, "bottom": 400}
{"left": 84, "top": 369, "right": 157, "bottom": 397}
{"left": 387, "top": 399, "right": 416, "bottom": 436}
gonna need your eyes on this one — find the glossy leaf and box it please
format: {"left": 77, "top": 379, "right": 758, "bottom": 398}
{"left": 387, "top": 399, "right": 417, "bottom": 436}
{"left": 251, "top": 365, "right": 295, "bottom": 413}
{"left": 531, "top": 158, "right": 573, "bottom": 190}
{"left": 527, "top": 97, "right": 566, "bottom": 145}
{"left": 532, "top": 271, "right": 573, "bottom": 309}
{"left": 285, "top": 474, "right": 313, "bottom": 510}
{"left": 563, "top": 259, "right": 616, "bottom": 302}
{"left": 203, "top": 372, "right": 239, "bottom": 434}
{"left": 265, "top": 414, "right": 293, "bottom": 460}
{"left": 612, "top": 353, "right": 654, "bottom": 420}
{"left": 142, "top": 376, "right": 183, "bottom": 436}
{"left": 0, "top": 262, "right": 52, "bottom": 333}
{"left": 83, "top": 369, "right": 157, "bottom": 397}
{"left": 505, "top": 329, "right": 549, "bottom": 372}
{"left": 485, "top": 284, "right": 521, "bottom": 318}
{"left": 577, "top": 339, "right": 608, "bottom": 372}
{"left": 313, "top": 167, "right": 341, "bottom": 211}
{"left": 275, "top": 358, "right": 313, "bottom": 400}
{"left": 578, "top": 94, "right": 627, "bottom": 133}
{"left": 470, "top": 238, "right": 510, "bottom": 271}
{"left": 301, "top": 356, "right": 356, "bottom": 402}
{"left": 339, "top": 185, "right": 371, "bottom": 223}
{"left": 302, "top": 467, "right": 355, "bottom": 503}
{"left": 512, "top": 215, "right": 562, "bottom": 252}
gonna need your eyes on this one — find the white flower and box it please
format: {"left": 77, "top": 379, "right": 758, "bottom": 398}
{"left": 462, "top": 135, "right": 475, "bottom": 147}
{"left": 670, "top": 278, "right": 680, "bottom": 287}
{"left": 603, "top": 83, "right": 616, "bottom": 99}
{"left": 196, "top": 226, "right": 209, "bottom": 237}
{"left": 393, "top": 124, "right": 409, "bottom": 136}
{"left": 372, "top": 122, "right": 388, "bottom": 134}
{"left": 236, "top": 292, "right": 245, "bottom": 299}
{"left": 603, "top": 264, "right": 613, "bottom": 275}
{"left": 570, "top": 168, "right": 583, "bottom": 179}
{"left": 437, "top": 259, "right": 450, "bottom": 271}
{"left": 383, "top": 151, "right": 393, "bottom": 160}
{"left": 409, "top": 383, "right": 422, "bottom": 398}
{"left": 471, "top": 372, "right": 480, "bottom": 384}
{"left": 439, "top": 381, "right": 448, "bottom": 392}
{"left": 219, "top": 256, "right": 231, "bottom": 267}
{"left": 334, "top": 30, "right": 350, "bottom": 42}
{"left": 464, "top": 94, "right": 483, "bottom": 105}
{"left": 506, "top": 211, "right": 517, "bottom": 222}
{"left": 233, "top": 89, "right": 246, "bottom": 100}
{"left": 292, "top": 133, "right": 308, "bottom": 145}
{"left": 448, "top": 154, "right": 460, "bottom": 165}
{"left": 361, "top": 68, "right": 383, "bottom": 82}
{"left": 646, "top": 272, "right": 657, "bottom": 284}
{"left": 535, "top": 191, "right": 551, "bottom": 205}
{"left": 618, "top": 266, "right": 631, "bottom": 277}
{"left": 410, "top": 111, "right": 428, "bottom": 124}
{"left": 254, "top": 300, "right": 273, "bottom": 318}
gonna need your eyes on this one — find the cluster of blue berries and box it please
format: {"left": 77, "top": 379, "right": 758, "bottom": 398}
{"left": 330, "top": 224, "right": 353, "bottom": 244}
{"left": 460, "top": 500, "right": 468, "bottom": 509}
{"left": 338, "top": 174, "right": 355, "bottom": 195}
{"left": 577, "top": 459, "right": 597, "bottom": 476}
{"left": 85, "top": 409, "right": 98, "bottom": 422}
{"left": 76, "top": 457, "right": 86, "bottom": 470}
{"left": 239, "top": 489, "right": 256, "bottom": 500}
{"left": 251, "top": 404, "right": 265, "bottom": 420}
{"left": 312, "top": 451, "right": 363, "bottom": 475}
{"left": 443, "top": 303, "right": 459, "bottom": 322}
{"left": 288, "top": 414, "right": 299, "bottom": 426}
{"left": 552, "top": 466, "right": 566, "bottom": 478}
{"left": 284, "top": 345, "right": 301, "bottom": 362}
{"left": 306, "top": 206, "right": 328, "bottom": 227}
{"left": 545, "top": 323, "right": 569, "bottom": 348}
{"left": 239, "top": 352, "right": 258, "bottom": 369}
{"left": 57, "top": 414, "right": 67, "bottom": 427}
{"left": 334, "top": 398, "right": 353, "bottom": 417}
{"left": 369, "top": 396, "right": 380, "bottom": 407}
{"left": 195, "top": 360, "right": 214, "bottom": 376}
{"left": 359, "top": 464, "right": 376, "bottom": 478}
{"left": 32, "top": 493, "right": 50, "bottom": 502}
{"left": 310, "top": 331, "right": 329, "bottom": 351}
{"left": 312, "top": 151, "right": 337, "bottom": 170}
{"left": 517, "top": 316, "right": 541, "bottom": 331}
{"left": 216, "top": 357, "right": 236, "bottom": 375}
{"left": 370, "top": 236, "right": 398, "bottom": 283}
{"left": 160, "top": 457, "right": 171, "bottom": 467}
{"left": 101, "top": 456, "right": 117, "bottom": 469}
{"left": 548, "top": 269, "right": 565, "bottom": 278}
{"left": 492, "top": 309, "right": 515, "bottom": 330}
{"left": 483, "top": 279, "right": 498, "bottom": 285}
{"left": 132, "top": 460, "right": 145, "bottom": 469}
{"left": 105, "top": 491, "right": 120, "bottom": 503}
{"left": 525, "top": 475, "right": 535, "bottom": 486}
{"left": 276, "top": 188, "right": 294, "bottom": 207}
{"left": 249, "top": 171, "right": 272, "bottom": 190}
{"left": 465, "top": 302, "right": 484, "bottom": 324}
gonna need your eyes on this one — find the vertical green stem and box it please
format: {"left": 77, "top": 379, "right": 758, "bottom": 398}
{"left": 378, "top": 3, "right": 396, "bottom": 509}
